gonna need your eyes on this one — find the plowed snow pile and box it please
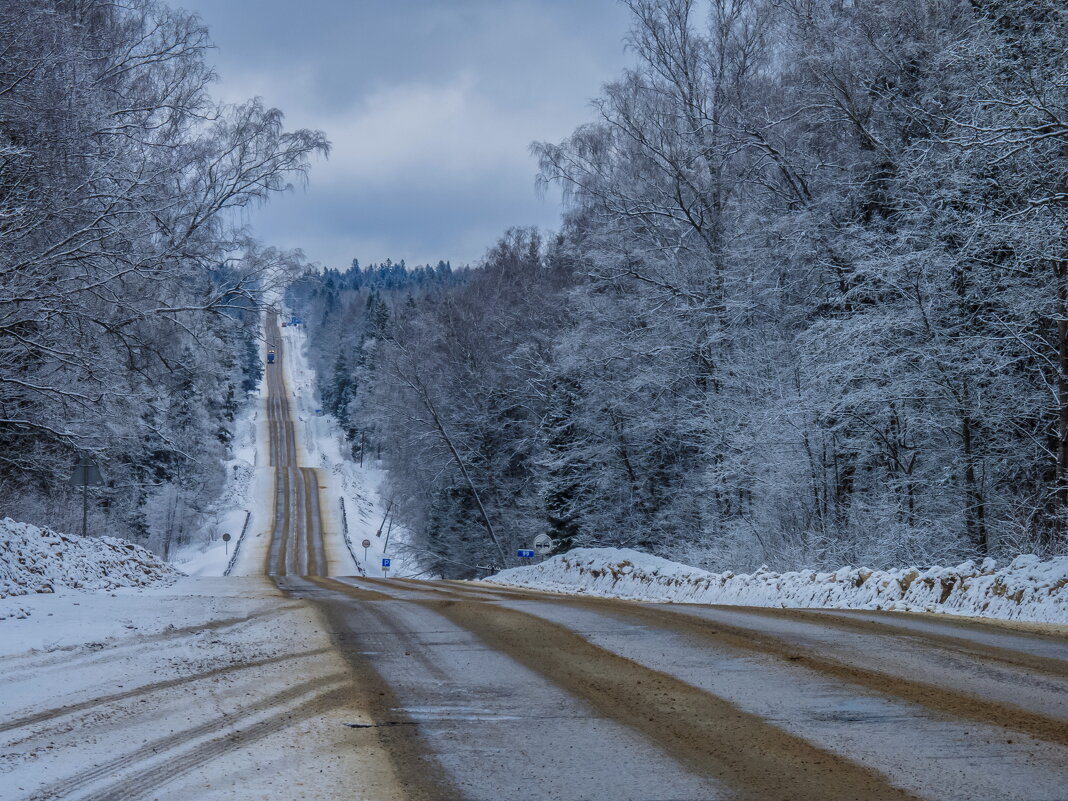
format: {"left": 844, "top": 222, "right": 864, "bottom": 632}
{"left": 486, "top": 548, "right": 1068, "bottom": 624}
{"left": 0, "top": 518, "right": 181, "bottom": 599}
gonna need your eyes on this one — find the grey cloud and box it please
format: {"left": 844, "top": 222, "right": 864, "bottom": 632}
{"left": 184, "top": 0, "right": 632, "bottom": 267}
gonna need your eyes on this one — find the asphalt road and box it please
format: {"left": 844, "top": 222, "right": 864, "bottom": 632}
{"left": 274, "top": 575, "right": 1068, "bottom": 801}
{"left": 263, "top": 311, "right": 328, "bottom": 576}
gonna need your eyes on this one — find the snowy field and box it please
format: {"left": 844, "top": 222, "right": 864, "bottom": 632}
{"left": 486, "top": 547, "right": 1068, "bottom": 625}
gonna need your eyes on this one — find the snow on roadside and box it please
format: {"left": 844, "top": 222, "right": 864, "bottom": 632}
{"left": 172, "top": 395, "right": 258, "bottom": 576}
{"left": 0, "top": 518, "right": 181, "bottom": 607}
{"left": 282, "top": 317, "right": 418, "bottom": 578}
{"left": 485, "top": 547, "right": 1068, "bottom": 624}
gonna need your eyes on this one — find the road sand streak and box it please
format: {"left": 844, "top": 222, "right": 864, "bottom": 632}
{"left": 571, "top": 599, "right": 1068, "bottom": 748}
{"left": 725, "top": 605, "right": 1068, "bottom": 679}
{"left": 313, "top": 580, "right": 918, "bottom": 801}
{"left": 435, "top": 581, "right": 1068, "bottom": 743}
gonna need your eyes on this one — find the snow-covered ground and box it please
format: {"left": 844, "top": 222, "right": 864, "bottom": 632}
{"left": 173, "top": 396, "right": 259, "bottom": 577}
{"left": 0, "top": 518, "right": 180, "bottom": 609}
{"left": 0, "top": 576, "right": 403, "bottom": 800}
{"left": 485, "top": 547, "right": 1068, "bottom": 625}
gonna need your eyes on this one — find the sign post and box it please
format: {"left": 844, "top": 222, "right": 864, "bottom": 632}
{"left": 68, "top": 458, "right": 103, "bottom": 538}
{"left": 381, "top": 557, "right": 391, "bottom": 577}
{"left": 362, "top": 538, "right": 371, "bottom": 563}
{"left": 222, "top": 532, "right": 231, "bottom": 556}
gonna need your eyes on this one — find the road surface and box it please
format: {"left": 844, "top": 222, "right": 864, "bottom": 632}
{"left": 263, "top": 311, "right": 329, "bottom": 576}
{"left": 4, "top": 312, "right": 1067, "bottom": 800}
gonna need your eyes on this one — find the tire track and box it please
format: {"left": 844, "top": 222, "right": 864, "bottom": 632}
{"left": 307, "top": 579, "right": 449, "bottom": 682}
{"left": 286, "top": 577, "right": 463, "bottom": 801}
{"left": 78, "top": 688, "right": 347, "bottom": 801}
{"left": 1, "top": 647, "right": 331, "bottom": 735}
{"left": 29, "top": 674, "right": 349, "bottom": 801}
{"left": 0, "top": 606, "right": 299, "bottom": 680}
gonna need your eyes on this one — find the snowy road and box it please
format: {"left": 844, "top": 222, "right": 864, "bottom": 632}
{"left": 5, "top": 577, "right": 1068, "bottom": 799}
{"left": 263, "top": 311, "right": 330, "bottom": 576}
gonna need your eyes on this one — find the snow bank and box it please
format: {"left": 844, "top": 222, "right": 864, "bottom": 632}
{"left": 485, "top": 547, "right": 1068, "bottom": 624}
{"left": 0, "top": 518, "right": 182, "bottom": 599}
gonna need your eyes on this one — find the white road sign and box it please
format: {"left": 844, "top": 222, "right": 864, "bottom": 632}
{"left": 533, "top": 534, "right": 555, "bottom": 555}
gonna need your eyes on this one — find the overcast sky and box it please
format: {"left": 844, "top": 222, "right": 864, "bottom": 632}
{"left": 182, "top": 0, "right": 632, "bottom": 269}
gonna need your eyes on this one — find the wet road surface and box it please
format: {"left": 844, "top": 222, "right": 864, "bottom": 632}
{"left": 276, "top": 575, "right": 1068, "bottom": 801}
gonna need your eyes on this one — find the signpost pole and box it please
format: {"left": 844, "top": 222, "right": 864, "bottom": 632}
{"left": 81, "top": 473, "right": 88, "bottom": 539}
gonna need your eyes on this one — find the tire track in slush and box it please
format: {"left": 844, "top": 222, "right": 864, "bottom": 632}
{"left": 29, "top": 675, "right": 349, "bottom": 801}
{"left": 1, "top": 647, "right": 331, "bottom": 736}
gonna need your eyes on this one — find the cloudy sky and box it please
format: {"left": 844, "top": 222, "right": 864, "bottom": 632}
{"left": 183, "top": 0, "right": 633, "bottom": 269}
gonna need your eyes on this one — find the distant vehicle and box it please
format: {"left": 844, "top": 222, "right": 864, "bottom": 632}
{"left": 290, "top": 315, "right": 302, "bottom": 326}
{"left": 267, "top": 350, "right": 276, "bottom": 364}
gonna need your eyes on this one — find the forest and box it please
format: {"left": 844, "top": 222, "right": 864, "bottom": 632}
{"left": 0, "top": 0, "right": 326, "bottom": 554}
{"left": 291, "top": 0, "right": 1068, "bottom": 576}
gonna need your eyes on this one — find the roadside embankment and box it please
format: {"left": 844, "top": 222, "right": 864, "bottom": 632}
{"left": 485, "top": 547, "right": 1068, "bottom": 624}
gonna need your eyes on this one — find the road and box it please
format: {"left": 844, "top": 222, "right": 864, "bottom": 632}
{"left": 263, "top": 311, "right": 329, "bottom": 576}
{"left": 4, "top": 311, "right": 1067, "bottom": 800}
{"left": 271, "top": 576, "right": 1068, "bottom": 801}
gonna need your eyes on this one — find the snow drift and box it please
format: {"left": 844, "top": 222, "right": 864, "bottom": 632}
{"left": 485, "top": 548, "right": 1068, "bottom": 625}
{"left": 0, "top": 518, "right": 181, "bottom": 598}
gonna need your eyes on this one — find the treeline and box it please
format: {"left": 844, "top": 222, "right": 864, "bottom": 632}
{"left": 0, "top": 0, "right": 326, "bottom": 554}
{"left": 296, "top": 0, "right": 1067, "bottom": 576}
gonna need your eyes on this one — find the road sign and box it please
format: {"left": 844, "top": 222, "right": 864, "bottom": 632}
{"left": 533, "top": 534, "right": 555, "bottom": 555}
{"left": 68, "top": 462, "right": 103, "bottom": 487}
{"left": 381, "top": 558, "right": 391, "bottom": 568}
{"left": 222, "top": 533, "right": 231, "bottom": 542}
{"left": 69, "top": 458, "right": 103, "bottom": 539}
{"left": 222, "top": 532, "right": 231, "bottom": 555}
{"left": 517, "top": 549, "right": 535, "bottom": 558}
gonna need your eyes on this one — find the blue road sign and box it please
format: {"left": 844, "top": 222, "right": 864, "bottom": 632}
{"left": 382, "top": 558, "right": 391, "bottom": 568}
{"left": 517, "top": 549, "right": 535, "bottom": 558}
